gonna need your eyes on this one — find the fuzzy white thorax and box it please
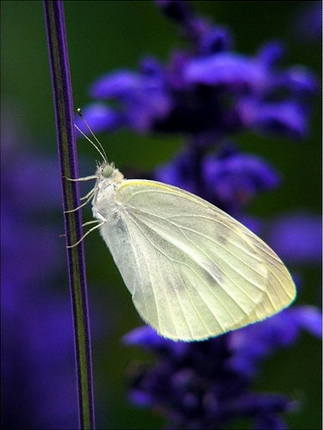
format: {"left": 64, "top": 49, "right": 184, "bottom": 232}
{"left": 92, "top": 162, "right": 125, "bottom": 223}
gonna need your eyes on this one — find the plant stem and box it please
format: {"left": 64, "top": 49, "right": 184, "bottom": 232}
{"left": 43, "top": 2, "right": 95, "bottom": 428}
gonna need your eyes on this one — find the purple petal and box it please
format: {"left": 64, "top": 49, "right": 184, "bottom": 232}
{"left": 229, "top": 305, "right": 321, "bottom": 378}
{"left": 123, "top": 325, "right": 188, "bottom": 357}
{"left": 128, "top": 389, "right": 152, "bottom": 407}
{"left": 268, "top": 213, "right": 322, "bottom": 264}
{"left": 90, "top": 71, "right": 141, "bottom": 99}
{"left": 198, "top": 26, "right": 232, "bottom": 55}
{"left": 236, "top": 215, "right": 263, "bottom": 235}
{"left": 184, "top": 53, "right": 267, "bottom": 91}
{"left": 289, "top": 306, "right": 322, "bottom": 337}
{"left": 90, "top": 69, "right": 172, "bottom": 132}
{"left": 122, "top": 325, "right": 163, "bottom": 347}
{"left": 139, "top": 56, "right": 163, "bottom": 77}
{"left": 254, "top": 415, "right": 287, "bottom": 430}
{"left": 239, "top": 99, "right": 307, "bottom": 138}
{"left": 75, "top": 103, "right": 123, "bottom": 134}
{"left": 256, "top": 41, "right": 285, "bottom": 68}
{"left": 203, "top": 152, "right": 280, "bottom": 207}
{"left": 278, "top": 67, "right": 318, "bottom": 95}
{"left": 154, "top": 150, "right": 198, "bottom": 194}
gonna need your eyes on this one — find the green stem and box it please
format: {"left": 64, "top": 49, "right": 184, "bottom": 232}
{"left": 43, "top": 2, "right": 95, "bottom": 428}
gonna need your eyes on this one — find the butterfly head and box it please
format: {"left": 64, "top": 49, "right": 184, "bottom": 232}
{"left": 96, "top": 161, "right": 124, "bottom": 185}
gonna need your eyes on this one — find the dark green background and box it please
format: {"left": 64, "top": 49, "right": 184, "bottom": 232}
{"left": 2, "top": 1, "right": 321, "bottom": 429}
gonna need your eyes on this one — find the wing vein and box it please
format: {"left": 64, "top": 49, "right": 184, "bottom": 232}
{"left": 169, "top": 213, "right": 284, "bottom": 268}
{"left": 170, "top": 260, "right": 195, "bottom": 339}
{"left": 179, "top": 227, "right": 257, "bottom": 313}
{"left": 129, "top": 206, "right": 267, "bottom": 292}
{"left": 120, "top": 216, "right": 150, "bottom": 318}
{"left": 128, "top": 212, "right": 234, "bottom": 331}
{"left": 171, "top": 214, "right": 287, "bottom": 278}
{"left": 122, "top": 188, "right": 210, "bottom": 209}
{"left": 135, "top": 222, "right": 163, "bottom": 334}
{"left": 156, "top": 250, "right": 179, "bottom": 338}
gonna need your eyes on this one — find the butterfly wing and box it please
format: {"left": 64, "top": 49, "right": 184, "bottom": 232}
{"left": 100, "top": 179, "right": 296, "bottom": 341}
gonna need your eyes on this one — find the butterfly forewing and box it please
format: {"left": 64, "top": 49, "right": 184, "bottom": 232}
{"left": 100, "top": 179, "right": 296, "bottom": 341}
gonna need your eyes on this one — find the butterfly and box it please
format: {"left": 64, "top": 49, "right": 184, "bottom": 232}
{"left": 68, "top": 110, "right": 296, "bottom": 342}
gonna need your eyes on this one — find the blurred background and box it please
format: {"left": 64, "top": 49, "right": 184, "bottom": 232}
{"left": 1, "top": 1, "right": 321, "bottom": 429}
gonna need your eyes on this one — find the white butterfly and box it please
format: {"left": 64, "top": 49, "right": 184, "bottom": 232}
{"left": 70, "top": 113, "right": 296, "bottom": 342}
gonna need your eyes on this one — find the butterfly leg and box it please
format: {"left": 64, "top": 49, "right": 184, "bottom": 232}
{"left": 66, "top": 221, "right": 105, "bottom": 248}
{"left": 64, "top": 175, "right": 97, "bottom": 181}
{"left": 80, "top": 188, "right": 95, "bottom": 201}
{"left": 64, "top": 198, "right": 91, "bottom": 214}
{"left": 64, "top": 192, "right": 94, "bottom": 213}
{"left": 82, "top": 220, "right": 101, "bottom": 227}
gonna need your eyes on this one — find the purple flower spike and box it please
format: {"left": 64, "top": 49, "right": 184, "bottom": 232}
{"left": 123, "top": 302, "right": 320, "bottom": 428}
{"left": 83, "top": 1, "right": 316, "bottom": 140}
{"left": 124, "top": 324, "right": 299, "bottom": 429}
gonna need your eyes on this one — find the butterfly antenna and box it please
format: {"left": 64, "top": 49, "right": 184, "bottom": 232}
{"left": 76, "top": 108, "right": 108, "bottom": 162}
{"left": 74, "top": 124, "right": 107, "bottom": 162}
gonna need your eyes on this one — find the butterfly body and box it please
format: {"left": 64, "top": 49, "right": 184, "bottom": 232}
{"left": 92, "top": 165, "right": 124, "bottom": 224}
{"left": 92, "top": 162, "right": 296, "bottom": 341}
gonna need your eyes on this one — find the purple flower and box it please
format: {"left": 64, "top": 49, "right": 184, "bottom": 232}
{"left": 183, "top": 53, "right": 268, "bottom": 89}
{"left": 155, "top": 145, "right": 279, "bottom": 213}
{"left": 203, "top": 150, "right": 279, "bottom": 211}
{"left": 89, "top": 60, "right": 172, "bottom": 133}
{"left": 123, "top": 305, "right": 321, "bottom": 429}
{"left": 80, "top": 2, "right": 316, "bottom": 140}
{"left": 267, "top": 213, "right": 322, "bottom": 264}
{"left": 123, "top": 316, "right": 311, "bottom": 429}
{"left": 86, "top": 45, "right": 315, "bottom": 137}
{"left": 238, "top": 99, "right": 308, "bottom": 139}
{"left": 228, "top": 306, "right": 322, "bottom": 377}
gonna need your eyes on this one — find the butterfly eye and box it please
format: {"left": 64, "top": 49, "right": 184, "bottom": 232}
{"left": 102, "top": 164, "right": 114, "bottom": 178}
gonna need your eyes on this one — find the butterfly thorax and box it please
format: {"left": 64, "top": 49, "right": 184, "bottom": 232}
{"left": 92, "top": 162, "right": 125, "bottom": 223}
